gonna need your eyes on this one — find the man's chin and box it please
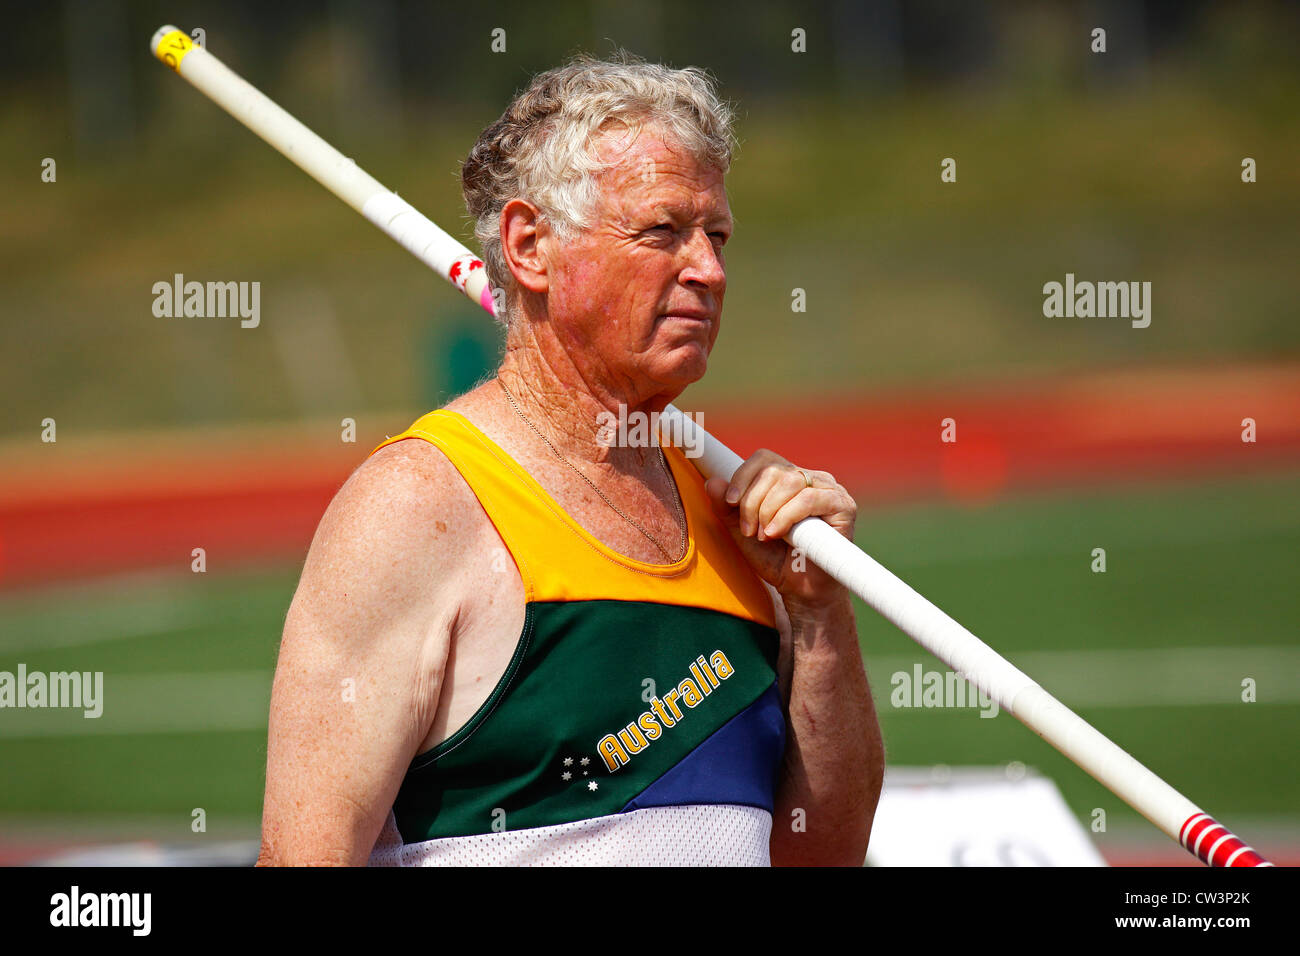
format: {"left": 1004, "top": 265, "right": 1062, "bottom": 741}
{"left": 657, "top": 348, "right": 710, "bottom": 390}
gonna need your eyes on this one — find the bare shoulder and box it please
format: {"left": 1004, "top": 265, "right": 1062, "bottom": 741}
{"left": 328, "top": 437, "right": 480, "bottom": 540}
{"left": 261, "top": 437, "right": 488, "bottom": 865}
{"left": 290, "top": 437, "right": 489, "bottom": 637}
{"left": 332, "top": 436, "right": 476, "bottom": 530}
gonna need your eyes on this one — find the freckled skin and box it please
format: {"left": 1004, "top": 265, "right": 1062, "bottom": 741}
{"left": 258, "top": 118, "right": 882, "bottom": 868}
{"left": 493, "top": 130, "right": 882, "bottom": 864}
{"left": 524, "top": 125, "right": 732, "bottom": 405}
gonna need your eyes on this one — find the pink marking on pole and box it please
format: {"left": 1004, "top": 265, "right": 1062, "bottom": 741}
{"left": 479, "top": 283, "right": 496, "bottom": 316}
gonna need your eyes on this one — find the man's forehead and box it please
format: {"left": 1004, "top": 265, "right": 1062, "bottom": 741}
{"left": 628, "top": 186, "right": 729, "bottom": 223}
{"left": 591, "top": 126, "right": 728, "bottom": 217}
{"left": 592, "top": 120, "right": 690, "bottom": 164}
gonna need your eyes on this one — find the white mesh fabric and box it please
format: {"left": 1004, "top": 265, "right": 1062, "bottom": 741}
{"left": 368, "top": 804, "right": 772, "bottom": 867}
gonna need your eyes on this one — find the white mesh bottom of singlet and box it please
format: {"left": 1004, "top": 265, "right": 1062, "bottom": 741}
{"left": 368, "top": 804, "right": 773, "bottom": 867}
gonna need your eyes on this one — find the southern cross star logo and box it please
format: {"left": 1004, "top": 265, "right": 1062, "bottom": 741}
{"left": 560, "top": 755, "right": 600, "bottom": 792}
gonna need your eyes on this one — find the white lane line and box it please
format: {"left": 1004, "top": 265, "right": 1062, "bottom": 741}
{"left": 869, "top": 646, "right": 1300, "bottom": 708}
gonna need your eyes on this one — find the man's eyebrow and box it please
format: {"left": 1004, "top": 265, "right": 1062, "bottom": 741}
{"left": 642, "top": 201, "right": 733, "bottom": 228}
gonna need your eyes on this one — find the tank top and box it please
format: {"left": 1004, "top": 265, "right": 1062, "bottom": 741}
{"left": 365, "top": 409, "right": 785, "bottom": 866}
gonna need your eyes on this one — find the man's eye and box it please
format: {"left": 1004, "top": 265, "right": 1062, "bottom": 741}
{"left": 709, "top": 232, "right": 729, "bottom": 245}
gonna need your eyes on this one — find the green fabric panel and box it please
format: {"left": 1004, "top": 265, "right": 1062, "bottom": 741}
{"left": 393, "top": 599, "right": 780, "bottom": 842}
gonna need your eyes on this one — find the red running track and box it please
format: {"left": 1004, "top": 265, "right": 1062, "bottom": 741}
{"left": 2, "top": 364, "right": 1297, "bottom": 590}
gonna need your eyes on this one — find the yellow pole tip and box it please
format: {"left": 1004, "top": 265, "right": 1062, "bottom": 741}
{"left": 150, "top": 25, "right": 181, "bottom": 56}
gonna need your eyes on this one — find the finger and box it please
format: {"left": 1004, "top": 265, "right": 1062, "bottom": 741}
{"left": 704, "top": 476, "right": 737, "bottom": 524}
{"left": 707, "top": 477, "right": 768, "bottom": 543}
{"left": 705, "top": 475, "right": 730, "bottom": 504}
{"left": 707, "top": 473, "right": 790, "bottom": 582}
{"left": 724, "top": 449, "right": 787, "bottom": 508}
{"left": 738, "top": 462, "right": 794, "bottom": 537}
{"left": 755, "top": 468, "right": 816, "bottom": 537}
{"left": 761, "top": 488, "right": 853, "bottom": 542}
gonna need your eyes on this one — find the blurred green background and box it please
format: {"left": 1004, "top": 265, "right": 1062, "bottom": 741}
{"left": 1, "top": 0, "right": 1297, "bottom": 431}
{"left": 1, "top": 0, "right": 1297, "bottom": 864}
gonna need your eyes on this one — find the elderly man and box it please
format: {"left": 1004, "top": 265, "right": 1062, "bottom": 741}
{"left": 258, "top": 54, "right": 883, "bottom": 866}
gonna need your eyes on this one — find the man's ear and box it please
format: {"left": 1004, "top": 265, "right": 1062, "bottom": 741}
{"left": 500, "top": 198, "right": 550, "bottom": 295}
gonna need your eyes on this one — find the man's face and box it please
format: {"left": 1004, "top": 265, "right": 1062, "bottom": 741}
{"left": 542, "top": 124, "right": 732, "bottom": 400}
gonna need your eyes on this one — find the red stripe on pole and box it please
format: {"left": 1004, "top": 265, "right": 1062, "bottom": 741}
{"left": 1180, "top": 814, "right": 1271, "bottom": 866}
{"left": 1181, "top": 815, "right": 1216, "bottom": 851}
{"left": 1237, "top": 850, "right": 1268, "bottom": 867}
{"left": 1178, "top": 813, "right": 1207, "bottom": 845}
{"left": 1206, "top": 833, "right": 1236, "bottom": 866}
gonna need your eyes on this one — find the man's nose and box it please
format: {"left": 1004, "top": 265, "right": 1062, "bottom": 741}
{"left": 680, "top": 229, "right": 726, "bottom": 291}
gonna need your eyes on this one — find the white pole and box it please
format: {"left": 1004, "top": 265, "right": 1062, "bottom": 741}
{"left": 150, "top": 26, "right": 1269, "bottom": 867}
{"left": 149, "top": 26, "right": 495, "bottom": 315}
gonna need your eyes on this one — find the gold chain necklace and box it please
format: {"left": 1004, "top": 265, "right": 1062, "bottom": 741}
{"left": 498, "top": 377, "right": 687, "bottom": 563}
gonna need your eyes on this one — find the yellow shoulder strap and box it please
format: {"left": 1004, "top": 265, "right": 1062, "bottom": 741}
{"left": 372, "top": 410, "right": 776, "bottom": 628}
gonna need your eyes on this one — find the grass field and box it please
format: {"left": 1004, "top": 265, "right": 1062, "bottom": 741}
{"left": 1, "top": 468, "right": 1296, "bottom": 861}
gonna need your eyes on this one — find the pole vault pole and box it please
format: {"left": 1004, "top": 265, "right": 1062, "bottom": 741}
{"left": 149, "top": 25, "right": 1270, "bottom": 868}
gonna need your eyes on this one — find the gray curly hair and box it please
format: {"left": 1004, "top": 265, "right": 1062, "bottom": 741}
{"left": 461, "top": 51, "right": 737, "bottom": 328}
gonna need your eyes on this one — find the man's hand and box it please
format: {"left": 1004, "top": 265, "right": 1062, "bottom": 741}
{"left": 705, "top": 448, "right": 881, "bottom": 866}
{"left": 704, "top": 448, "right": 856, "bottom": 613}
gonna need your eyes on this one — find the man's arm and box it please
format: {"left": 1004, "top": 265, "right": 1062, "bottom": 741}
{"left": 767, "top": 589, "right": 883, "bottom": 866}
{"left": 704, "top": 454, "right": 885, "bottom": 867}
{"left": 257, "top": 441, "right": 473, "bottom": 866}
